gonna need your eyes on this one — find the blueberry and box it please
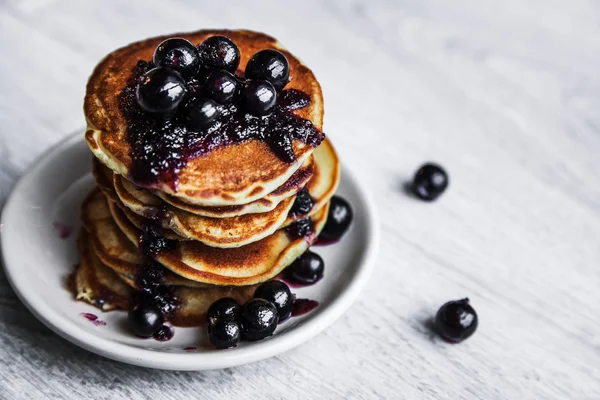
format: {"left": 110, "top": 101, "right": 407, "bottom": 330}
{"left": 290, "top": 187, "right": 314, "bottom": 216}
{"left": 240, "top": 298, "right": 278, "bottom": 341}
{"left": 197, "top": 35, "right": 240, "bottom": 72}
{"left": 207, "top": 297, "right": 241, "bottom": 324}
{"left": 412, "top": 163, "right": 449, "bottom": 201}
{"left": 286, "top": 217, "right": 314, "bottom": 239}
{"left": 254, "top": 281, "right": 293, "bottom": 321}
{"left": 127, "top": 303, "right": 164, "bottom": 338}
{"left": 241, "top": 79, "right": 277, "bottom": 116}
{"left": 285, "top": 251, "right": 324, "bottom": 285}
{"left": 153, "top": 38, "right": 200, "bottom": 77}
{"left": 435, "top": 298, "right": 478, "bottom": 343}
{"left": 136, "top": 67, "right": 187, "bottom": 114}
{"left": 208, "top": 317, "right": 241, "bottom": 349}
{"left": 320, "top": 196, "right": 353, "bottom": 241}
{"left": 139, "top": 225, "right": 175, "bottom": 259}
{"left": 203, "top": 70, "right": 239, "bottom": 104}
{"left": 183, "top": 97, "right": 220, "bottom": 129}
{"left": 245, "top": 49, "right": 290, "bottom": 91}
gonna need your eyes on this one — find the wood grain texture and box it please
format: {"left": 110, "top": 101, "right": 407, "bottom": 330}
{"left": 1, "top": 0, "right": 600, "bottom": 398}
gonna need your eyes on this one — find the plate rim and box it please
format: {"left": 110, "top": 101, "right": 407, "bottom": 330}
{"left": 1, "top": 132, "right": 380, "bottom": 370}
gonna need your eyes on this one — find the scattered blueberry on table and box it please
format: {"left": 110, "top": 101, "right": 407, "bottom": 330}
{"left": 412, "top": 163, "right": 449, "bottom": 201}
{"left": 434, "top": 298, "right": 478, "bottom": 343}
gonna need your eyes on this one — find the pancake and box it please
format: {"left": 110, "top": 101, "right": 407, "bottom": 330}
{"left": 83, "top": 189, "right": 203, "bottom": 287}
{"left": 82, "top": 187, "right": 329, "bottom": 286}
{"left": 114, "top": 173, "right": 295, "bottom": 248}
{"left": 92, "top": 157, "right": 119, "bottom": 202}
{"left": 111, "top": 138, "right": 339, "bottom": 247}
{"left": 282, "top": 139, "right": 340, "bottom": 226}
{"left": 155, "top": 156, "right": 314, "bottom": 217}
{"left": 85, "top": 29, "right": 324, "bottom": 206}
{"left": 108, "top": 199, "right": 188, "bottom": 242}
{"left": 71, "top": 231, "right": 131, "bottom": 311}
{"left": 74, "top": 231, "right": 256, "bottom": 326}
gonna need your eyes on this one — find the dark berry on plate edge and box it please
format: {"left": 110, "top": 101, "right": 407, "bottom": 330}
{"left": 135, "top": 67, "right": 187, "bottom": 114}
{"left": 412, "top": 163, "right": 449, "bottom": 201}
{"left": 153, "top": 38, "right": 200, "bottom": 78}
{"left": 435, "top": 298, "right": 478, "bottom": 343}
{"left": 285, "top": 250, "right": 324, "bottom": 285}
{"left": 254, "top": 280, "right": 293, "bottom": 321}
{"left": 154, "top": 325, "right": 174, "bottom": 342}
{"left": 240, "top": 298, "right": 278, "bottom": 341}
{"left": 207, "top": 297, "right": 242, "bottom": 324}
{"left": 290, "top": 187, "right": 314, "bottom": 216}
{"left": 183, "top": 96, "right": 220, "bottom": 129}
{"left": 208, "top": 317, "right": 242, "bottom": 349}
{"left": 203, "top": 69, "right": 239, "bottom": 104}
{"left": 241, "top": 79, "right": 277, "bottom": 116}
{"left": 197, "top": 35, "right": 240, "bottom": 72}
{"left": 320, "top": 196, "right": 353, "bottom": 241}
{"left": 128, "top": 303, "right": 164, "bottom": 338}
{"left": 245, "top": 49, "right": 290, "bottom": 91}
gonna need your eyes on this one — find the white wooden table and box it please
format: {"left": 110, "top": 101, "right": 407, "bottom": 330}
{"left": 1, "top": 0, "right": 599, "bottom": 398}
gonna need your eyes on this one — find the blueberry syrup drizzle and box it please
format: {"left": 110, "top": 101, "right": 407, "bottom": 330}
{"left": 119, "top": 61, "right": 324, "bottom": 190}
{"left": 288, "top": 187, "right": 315, "bottom": 219}
{"left": 314, "top": 236, "right": 339, "bottom": 246}
{"left": 142, "top": 202, "right": 169, "bottom": 223}
{"left": 53, "top": 222, "right": 74, "bottom": 239}
{"left": 285, "top": 217, "right": 315, "bottom": 241}
{"left": 290, "top": 299, "right": 319, "bottom": 317}
{"left": 80, "top": 313, "right": 106, "bottom": 326}
{"left": 132, "top": 223, "right": 180, "bottom": 340}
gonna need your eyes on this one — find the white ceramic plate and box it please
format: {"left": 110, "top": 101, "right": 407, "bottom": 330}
{"left": 1, "top": 132, "right": 379, "bottom": 370}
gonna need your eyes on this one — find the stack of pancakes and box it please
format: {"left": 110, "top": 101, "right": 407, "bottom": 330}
{"left": 72, "top": 30, "right": 340, "bottom": 326}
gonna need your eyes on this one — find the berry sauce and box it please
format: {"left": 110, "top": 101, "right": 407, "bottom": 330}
{"left": 119, "top": 61, "right": 325, "bottom": 190}
{"left": 285, "top": 217, "right": 315, "bottom": 241}
{"left": 291, "top": 299, "right": 319, "bottom": 317}
{"left": 314, "top": 236, "right": 339, "bottom": 246}
{"left": 53, "top": 222, "right": 74, "bottom": 239}
{"left": 134, "top": 224, "right": 180, "bottom": 328}
{"left": 80, "top": 313, "right": 106, "bottom": 326}
{"left": 288, "top": 187, "right": 315, "bottom": 218}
